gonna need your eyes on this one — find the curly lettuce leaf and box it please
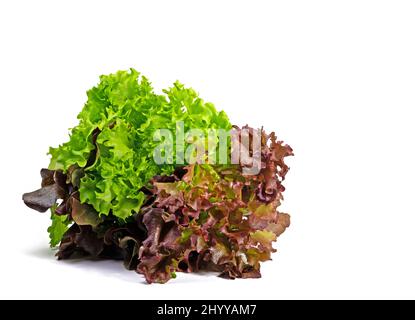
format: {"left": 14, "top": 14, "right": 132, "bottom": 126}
{"left": 48, "top": 207, "right": 71, "bottom": 247}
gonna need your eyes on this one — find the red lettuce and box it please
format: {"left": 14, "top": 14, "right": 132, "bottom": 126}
{"left": 23, "top": 125, "right": 293, "bottom": 283}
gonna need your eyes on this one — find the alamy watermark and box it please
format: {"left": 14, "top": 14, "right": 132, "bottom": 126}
{"left": 153, "top": 121, "right": 261, "bottom": 175}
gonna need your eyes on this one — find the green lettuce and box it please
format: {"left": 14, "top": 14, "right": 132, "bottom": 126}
{"left": 48, "top": 207, "right": 71, "bottom": 247}
{"left": 48, "top": 69, "right": 231, "bottom": 219}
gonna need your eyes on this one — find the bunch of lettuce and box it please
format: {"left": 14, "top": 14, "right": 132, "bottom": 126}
{"left": 23, "top": 69, "right": 293, "bottom": 283}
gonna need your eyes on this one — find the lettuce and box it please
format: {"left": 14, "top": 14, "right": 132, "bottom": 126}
{"left": 48, "top": 69, "right": 231, "bottom": 219}
{"left": 22, "top": 69, "right": 293, "bottom": 284}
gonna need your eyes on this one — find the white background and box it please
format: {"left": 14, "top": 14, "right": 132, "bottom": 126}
{"left": 1, "top": 0, "right": 414, "bottom": 300}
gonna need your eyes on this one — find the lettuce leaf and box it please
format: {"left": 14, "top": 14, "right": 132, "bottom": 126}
{"left": 48, "top": 207, "right": 71, "bottom": 247}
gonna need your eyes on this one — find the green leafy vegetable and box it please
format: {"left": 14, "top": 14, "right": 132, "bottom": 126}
{"left": 48, "top": 208, "right": 71, "bottom": 247}
{"left": 49, "top": 69, "right": 231, "bottom": 219}
{"left": 22, "top": 69, "right": 293, "bottom": 284}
